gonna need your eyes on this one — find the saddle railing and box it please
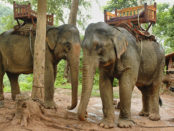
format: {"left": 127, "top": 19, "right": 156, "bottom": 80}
{"left": 104, "top": 3, "right": 157, "bottom": 41}
{"left": 13, "top": 1, "right": 53, "bottom": 26}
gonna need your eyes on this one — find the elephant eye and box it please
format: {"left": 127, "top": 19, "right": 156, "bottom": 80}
{"left": 64, "top": 42, "right": 71, "bottom": 52}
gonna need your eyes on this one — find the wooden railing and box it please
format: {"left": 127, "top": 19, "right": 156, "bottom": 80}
{"left": 104, "top": 3, "right": 156, "bottom": 24}
{"left": 13, "top": 1, "right": 53, "bottom": 26}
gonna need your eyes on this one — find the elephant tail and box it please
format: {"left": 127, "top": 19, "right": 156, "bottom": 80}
{"left": 159, "top": 97, "right": 162, "bottom": 106}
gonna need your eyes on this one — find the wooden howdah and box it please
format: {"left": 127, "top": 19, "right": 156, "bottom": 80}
{"left": 13, "top": 1, "right": 53, "bottom": 26}
{"left": 104, "top": 3, "right": 157, "bottom": 41}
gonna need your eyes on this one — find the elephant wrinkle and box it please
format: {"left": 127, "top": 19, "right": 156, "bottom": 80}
{"left": 72, "top": 43, "right": 81, "bottom": 57}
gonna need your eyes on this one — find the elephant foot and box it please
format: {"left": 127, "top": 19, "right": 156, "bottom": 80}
{"left": 149, "top": 113, "right": 160, "bottom": 121}
{"left": 12, "top": 92, "right": 20, "bottom": 100}
{"left": 78, "top": 111, "right": 88, "bottom": 121}
{"left": 43, "top": 101, "right": 57, "bottom": 109}
{"left": 99, "top": 118, "right": 115, "bottom": 129}
{"left": 0, "top": 100, "right": 4, "bottom": 108}
{"left": 0, "top": 94, "right": 4, "bottom": 100}
{"left": 118, "top": 118, "right": 134, "bottom": 128}
{"left": 139, "top": 110, "right": 149, "bottom": 117}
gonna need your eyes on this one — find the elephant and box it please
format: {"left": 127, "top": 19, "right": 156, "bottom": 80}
{"left": 0, "top": 24, "right": 81, "bottom": 109}
{"left": 77, "top": 22, "right": 165, "bottom": 128}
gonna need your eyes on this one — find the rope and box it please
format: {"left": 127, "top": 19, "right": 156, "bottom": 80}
{"left": 29, "top": 26, "right": 34, "bottom": 58}
{"left": 140, "top": 40, "right": 143, "bottom": 56}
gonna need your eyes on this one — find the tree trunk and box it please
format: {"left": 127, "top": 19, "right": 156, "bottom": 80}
{"left": 31, "top": 0, "right": 47, "bottom": 100}
{"left": 64, "top": 0, "right": 79, "bottom": 82}
{"left": 68, "top": 0, "right": 79, "bottom": 25}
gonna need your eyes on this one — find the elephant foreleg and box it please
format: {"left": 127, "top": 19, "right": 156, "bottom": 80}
{"left": 118, "top": 71, "right": 136, "bottom": 128}
{"left": 7, "top": 72, "right": 20, "bottom": 100}
{"left": 99, "top": 70, "right": 115, "bottom": 128}
{"left": 44, "top": 62, "right": 57, "bottom": 109}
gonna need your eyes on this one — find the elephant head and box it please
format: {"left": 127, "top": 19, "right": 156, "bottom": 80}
{"left": 78, "top": 22, "right": 128, "bottom": 120}
{"left": 46, "top": 24, "right": 81, "bottom": 109}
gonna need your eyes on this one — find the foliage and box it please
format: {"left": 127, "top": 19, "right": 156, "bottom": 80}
{"left": 0, "top": 15, "right": 17, "bottom": 33}
{"left": 1, "top": 0, "right": 91, "bottom": 30}
{"left": 104, "top": 0, "right": 155, "bottom": 11}
{"left": 0, "top": 4, "right": 14, "bottom": 33}
{"left": 104, "top": 0, "right": 138, "bottom": 11}
{"left": 3, "top": 74, "right": 33, "bottom": 92}
{"left": 152, "top": 4, "right": 174, "bottom": 54}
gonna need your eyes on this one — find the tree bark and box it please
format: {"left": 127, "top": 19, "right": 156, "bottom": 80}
{"left": 64, "top": 0, "right": 79, "bottom": 82}
{"left": 68, "top": 0, "right": 79, "bottom": 25}
{"left": 31, "top": 0, "right": 47, "bottom": 100}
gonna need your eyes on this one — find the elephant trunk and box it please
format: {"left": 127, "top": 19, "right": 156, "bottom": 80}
{"left": 78, "top": 53, "right": 96, "bottom": 120}
{"left": 67, "top": 44, "right": 80, "bottom": 110}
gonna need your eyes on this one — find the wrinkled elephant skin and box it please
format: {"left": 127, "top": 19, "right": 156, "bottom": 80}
{"left": 78, "top": 22, "right": 165, "bottom": 128}
{"left": 0, "top": 24, "right": 81, "bottom": 109}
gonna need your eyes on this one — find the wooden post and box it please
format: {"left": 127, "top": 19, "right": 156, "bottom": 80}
{"left": 28, "top": 3, "right": 31, "bottom": 19}
{"left": 13, "top": 1, "right": 16, "bottom": 18}
{"left": 104, "top": 10, "right": 107, "bottom": 22}
{"left": 51, "top": 13, "right": 54, "bottom": 25}
{"left": 115, "top": 9, "right": 117, "bottom": 17}
{"left": 154, "top": 2, "right": 157, "bottom": 23}
{"left": 144, "top": 3, "right": 148, "bottom": 22}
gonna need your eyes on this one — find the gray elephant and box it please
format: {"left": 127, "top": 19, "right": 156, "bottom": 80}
{"left": 0, "top": 24, "right": 81, "bottom": 109}
{"left": 77, "top": 22, "right": 165, "bottom": 128}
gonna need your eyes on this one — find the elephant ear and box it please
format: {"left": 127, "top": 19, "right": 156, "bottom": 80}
{"left": 46, "top": 28, "right": 58, "bottom": 50}
{"left": 111, "top": 30, "right": 128, "bottom": 59}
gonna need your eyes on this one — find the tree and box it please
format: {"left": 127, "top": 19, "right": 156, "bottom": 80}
{"left": 152, "top": 4, "right": 174, "bottom": 53}
{"left": 2, "top": 0, "right": 91, "bottom": 30}
{"left": 64, "top": 0, "right": 79, "bottom": 82}
{"left": 31, "top": 0, "right": 47, "bottom": 100}
{"left": 68, "top": 0, "right": 79, "bottom": 25}
{"left": 0, "top": 4, "right": 14, "bottom": 33}
{"left": 104, "top": 0, "right": 154, "bottom": 11}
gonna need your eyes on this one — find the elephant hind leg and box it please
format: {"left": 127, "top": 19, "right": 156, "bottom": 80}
{"left": 138, "top": 86, "right": 150, "bottom": 117}
{"left": 148, "top": 84, "right": 161, "bottom": 121}
{"left": 138, "top": 84, "right": 160, "bottom": 121}
{"left": 7, "top": 72, "right": 20, "bottom": 100}
{"left": 148, "top": 61, "right": 164, "bottom": 121}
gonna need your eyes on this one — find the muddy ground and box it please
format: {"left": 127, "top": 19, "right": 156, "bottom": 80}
{"left": 0, "top": 87, "right": 174, "bottom": 131}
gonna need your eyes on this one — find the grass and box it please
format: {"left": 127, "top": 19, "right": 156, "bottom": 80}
{"left": 3, "top": 75, "right": 119, "bottom": 98}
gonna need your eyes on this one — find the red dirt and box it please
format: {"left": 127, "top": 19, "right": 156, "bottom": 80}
{"left": 0, "top": 87, "right": 174, "bottom": 131}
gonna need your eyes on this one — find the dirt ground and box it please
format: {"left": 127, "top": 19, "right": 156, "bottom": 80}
{"left": 0, "top": 87, "right": 174, "bottom": 131}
